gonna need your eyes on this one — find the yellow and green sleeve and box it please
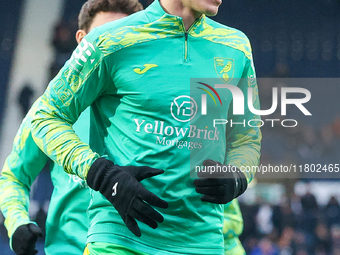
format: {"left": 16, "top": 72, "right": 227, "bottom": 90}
{"left": 0, "top": 99, "right": 49, "bottom": 247}
{"left": 223, "top": 199, "right": 246, "bottom": 255}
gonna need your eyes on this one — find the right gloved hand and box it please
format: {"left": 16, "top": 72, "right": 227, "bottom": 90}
{"left": 86, "top": 158, "right": 168, "bottom": 237}
{"left": 12, "top": 223, "right": 43, "bottom": 255}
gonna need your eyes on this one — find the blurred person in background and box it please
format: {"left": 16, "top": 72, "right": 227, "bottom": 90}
{"left": 325, "top": 196, "right": 340, "bottom": 229}
{"left": 277, "top": 226, "right": 295, "bottom": 255}
{"left": 331, "top": 225, "right": 340, "bottom": 255}
{"left": 17, "top": 82, "right": 34, "bottom": 118}
{"left": 313, "top": 222, "right": 332, "bottom": 255}
{"left": 300, "top": 183, "right": 319, "bottom": 251}
{"left": 0, "top": 1, "right": 143, "bottom": 254}
{"left": 250, "top": 237, "right": 279, "bottom": 255}
{"left": 256, "top": 200, "right": 274, "bottom": 237}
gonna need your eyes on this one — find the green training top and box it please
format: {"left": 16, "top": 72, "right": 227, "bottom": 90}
{"left": 0, "top": 98, "right": 90, "bottom": 255}
{"left": 32, "top": 1, "right": 261, "bottom": 254}
{"left": 223, "top": 199, "right": 246, "bottom": 255}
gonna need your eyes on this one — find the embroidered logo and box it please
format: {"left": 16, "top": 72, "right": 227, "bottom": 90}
{"left": 112, "top": 182, "right": 118, "bottom": 196}
{"left": 214, "top": 58, "right": 234, "bottom": 83}
{"left": 134, "top": 64, "right": 158, "bottom": 74}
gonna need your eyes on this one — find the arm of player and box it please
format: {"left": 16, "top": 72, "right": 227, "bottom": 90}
{"left": 194, "top": 47, "right": 261, "bottom": 204}
{"left": 223, "top": 199, "right": 246, "bottom": 255}
{"left": 224, "top": 53, "right": 262, "bottom": 183}
{"left": 31, "top": 32, "right": 109, "bottom": 180}
{"left": 0, "top": 100, "right": 47, "bottom": 251}
{"left": 0, "top": 167, "right": 33, "bottom": 240}
{"left": 0, "top": 169, "right": 43, "bottom": 255}
{"left": 31, "top": 31, "right": 168, "bottom": 236}
{"left": 223, "top": 199, "right": 244, "bottom": 238}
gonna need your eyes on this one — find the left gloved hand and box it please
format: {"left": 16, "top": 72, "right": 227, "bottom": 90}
{"left": 12, "top": 223, "right": 43, "bottom": 255}
{"left": 193, "top": 159, "right": 248, "bottom": 204}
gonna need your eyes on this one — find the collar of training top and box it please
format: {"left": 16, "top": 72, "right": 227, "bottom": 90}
{"left": 145, "top": 0, "right": 207, "bottom": 34}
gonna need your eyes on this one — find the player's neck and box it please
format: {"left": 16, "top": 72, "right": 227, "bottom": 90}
{"left": 159, "top": 0, "right": 201, "bottom": 31}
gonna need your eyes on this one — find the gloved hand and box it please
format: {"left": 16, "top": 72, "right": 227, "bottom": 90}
{"left": 12, "top": 223, "right": 43, "bottom": 255}
{"left": 193, "top": 159, "right": 247, "bottom": 204}
{"left": 86, "top": 158, "right": 168, "bottom": 237}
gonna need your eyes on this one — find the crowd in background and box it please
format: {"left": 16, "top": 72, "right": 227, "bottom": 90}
{"left": 240, "top": 190, "right": 340, "bottom": 255}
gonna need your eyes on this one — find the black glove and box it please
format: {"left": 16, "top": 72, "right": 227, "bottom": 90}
{"left": 193, "top": 159, "right": 248, "bottom": 204}
{"left": 12, "top": 223, "right": 43, "bottom": 255}
{"left": 86, "top": 158, "right": 168, "bottom": 237}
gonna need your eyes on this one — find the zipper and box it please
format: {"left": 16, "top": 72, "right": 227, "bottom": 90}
{"left": 184, "top": 32, "right": 188, "bottom": 63}
{"left": 180, "top": 20, "right": 189, "bottom": 63}
{"left": 181, "top": 16, "right": 203, "bottom": 63}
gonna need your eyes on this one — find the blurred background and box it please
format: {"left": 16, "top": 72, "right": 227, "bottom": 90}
{"left": 0, "top": 0, "right": 340, "bottom": 254}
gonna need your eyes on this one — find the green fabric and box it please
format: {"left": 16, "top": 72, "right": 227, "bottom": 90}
{"left": 45, "top": 108, "right": 90, "bottom": 254}
{"left": 223, "top": 200, "right": 245, "bottom": 255}
{"left": 0, "top": 100, "right": 47, "bottom": 245}
{"left": 223, "top": 200, "right": 244, "bottom": 239}
{"left": 31, "top": 0, "right": 261, "bottom": 254}
{"left": 84, "top": 243, "right": 149, "bottom": 255}
{"left": 224, "top": 237, "right": 246, "bottom": 255}
{"left": 0, "top": 98, "right": 90, "bottom": 254}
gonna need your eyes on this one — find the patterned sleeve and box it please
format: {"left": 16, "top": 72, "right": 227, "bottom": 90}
{"left": 0, "top": 99, "right": 49, "bottom": 246}
{"left": 223, "top": 199, "right": 244, "bottom": 238}
{"left": 31, "top": 32, "right": 112, "bottom": 180}
{"left": 225, "top": 52, "right": 262, "bottom": 183}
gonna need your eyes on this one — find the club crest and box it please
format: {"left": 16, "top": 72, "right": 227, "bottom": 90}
{"left": 214, "top": 58, "right": 234, "bottom": 83}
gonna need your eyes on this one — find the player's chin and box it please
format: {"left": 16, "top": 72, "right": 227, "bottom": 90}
{"left": 204, "top": 8, "right": 220, "bottom": 16}
{"left": 204, "top": 3, "right": 221, "bottom": 16}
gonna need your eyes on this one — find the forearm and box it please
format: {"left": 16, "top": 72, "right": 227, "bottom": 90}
{"left": 223, "top": 216, "right": 243, "bottom": 238}
{"left": 31, "top": 94, "right": 99, "bottom": 180}
{"left": 223, "top": 199, "right": 244, "bottom": 238}
{"left": 0, "top": 104, "right": 48, "bottom": 238}
{"left": 225, "top": 57, "right": 262, "bottom": 183}
{"left": 225, "top": 129, "right": 261, "bottom": 182}
{"left": 0, "top": 163, "right": 32, "bottom": 238}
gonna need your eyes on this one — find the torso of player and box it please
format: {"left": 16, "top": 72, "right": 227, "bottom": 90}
{"left": 89, "top": 16, "right": 250, "bottom": 172}
{"left": 81, "top": 3, "right": 254, "bottom": 253}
